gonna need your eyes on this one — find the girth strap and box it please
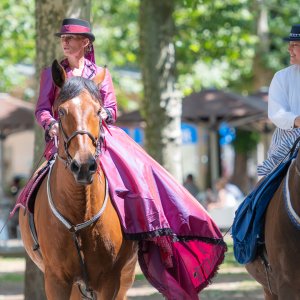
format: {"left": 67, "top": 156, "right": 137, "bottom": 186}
{"left": 259, "top": 248, "right": 273, "bottom": 295}
{"left": 72, "top": 231, "right": 96, "bottom": 300}
{"left": 28, "top": 212, "right": 43, "bottom": 258}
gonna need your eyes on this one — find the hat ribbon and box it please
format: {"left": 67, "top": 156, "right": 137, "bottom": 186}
{"left": 60, "top": 24, "right": 91, "bottom": 33}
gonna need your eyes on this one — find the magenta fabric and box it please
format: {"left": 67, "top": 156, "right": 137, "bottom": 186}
{"left": 60, "top": 24, "right": 91, "bottom": 34}
{"left": 11, "top": 162, "right": 49, "bottom": 216}
{"left": 100, "top": 126, "right": 220, "bottom": 237}
{"left": 99, "top": 126, "right": 226, "bottom": 298}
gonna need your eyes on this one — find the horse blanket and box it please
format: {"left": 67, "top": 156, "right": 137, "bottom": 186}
{"left": 13, "top": 125, "right": 226, "bottom": 299}
{"left": 232, "top": 152, "right": 296, "bottom": 264}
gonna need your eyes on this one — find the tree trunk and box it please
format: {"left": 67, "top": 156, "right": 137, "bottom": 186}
{"left": 231, "top": 152, "right": 249, "bottom": 195}
{"left": 252, "top": 0, "right": 272, "bottom": 90}
{"left": 139, "top": 0, "right": 182, "bottom": 181}
{"left": 24, "top": 2, "right": 91, "bottom": 299}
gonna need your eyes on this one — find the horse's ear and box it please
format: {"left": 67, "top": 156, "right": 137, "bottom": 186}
{"left": 93, "top": 66, "right": 106, "bottom": 87}
{"left": 52, "top": 59, "right": 67, "bottom": 88}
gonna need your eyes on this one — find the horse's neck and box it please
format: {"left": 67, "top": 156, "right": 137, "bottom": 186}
{"left": 288, "top": 158, "right": 300, "bottom": 213}
{"left": 51, "top": 162, "right": 105, "bottom": 222}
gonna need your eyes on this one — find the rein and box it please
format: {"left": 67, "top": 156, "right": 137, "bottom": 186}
{"left": 283, "top": 160, "right": 300, "bottom": 230}
{"left": 282, "top": 136, "right": 300, "bottom": 230}
{"left": 47, "top": 159, "right": 109, "bottom": 299}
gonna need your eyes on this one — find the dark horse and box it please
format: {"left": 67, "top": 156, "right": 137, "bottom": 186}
{"left": 246, "top": 155, "right": 300, "bottom": 299}
{"left": 19, "top": 60, "right": 138, "bottom": 300}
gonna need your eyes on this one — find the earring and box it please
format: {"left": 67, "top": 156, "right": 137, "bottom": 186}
{"left": 87, "top": 43, "right": 92, "bottom": 53}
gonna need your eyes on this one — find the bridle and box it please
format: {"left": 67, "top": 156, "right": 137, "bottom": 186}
{"left": 57, "top": 114, "right": 104, "bottom": 167}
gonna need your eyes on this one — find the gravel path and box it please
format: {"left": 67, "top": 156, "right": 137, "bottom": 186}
{"left": 0, "top": 235, "right": 264, "bottom": 300}
{"left": 0, "top": 257, "right": 264, "bottom": 300}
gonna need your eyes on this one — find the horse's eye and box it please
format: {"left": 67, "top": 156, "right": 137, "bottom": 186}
{"left": 58, "top": 109, "right": 65, "bottom": 117}
{"left": 97, "top": 109, "right": 102, "bottom": 117}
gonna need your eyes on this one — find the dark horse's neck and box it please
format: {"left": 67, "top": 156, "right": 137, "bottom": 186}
{"left": 288, "top": 153, "right": 300, "bottom": 218}
{"left": 50, "top": 160, "right": 106, "bottom": 225}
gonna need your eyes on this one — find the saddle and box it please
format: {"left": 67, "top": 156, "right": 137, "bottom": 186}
{"left": 13, "top": 160, "right": 51, "bottom": 215}
{"left": 11, "top": 160, "right": 52, "bottom": 255}
{"left": 232, "top": 153, "right": 296, "bottom": 264}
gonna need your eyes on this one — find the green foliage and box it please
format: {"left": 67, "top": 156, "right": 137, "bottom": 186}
{"left": 92, "top": 0, "right": 140, "bottom": 109}
{"left": 0, "top": 273, "right": 24, "bottom": 282}
{"left": 2, "top": 0, "right": 300, "bottom": 99}
{"left": 92, "top": 0, "right": 139, "bottom": 68}
{"left": 232, "top": 128, "right": 260, "bottom": 154}
{"left": 0, "top": 0, "right": 35, "bottom": 92}
{"left": 175, "top": 0, "right": 256, "bottom": 93}
{"left": 174, "top": 0, "right": 300, "bottom": 94}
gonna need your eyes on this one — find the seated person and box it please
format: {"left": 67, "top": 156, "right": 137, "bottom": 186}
{"left": 206, "top": 177, "right": 243, "bottom": 210}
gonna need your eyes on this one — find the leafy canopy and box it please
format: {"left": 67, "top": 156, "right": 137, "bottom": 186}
{"left": 0, "top": 0, "right": 35, "bottom": 94}
{"left": 2, "top": 0, "right": 299, "bottom": 97}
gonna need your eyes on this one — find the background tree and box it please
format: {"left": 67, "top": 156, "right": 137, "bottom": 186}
{"left": 92, "top": 0, "right": 140, "bottom": 110}
{"left": 139, "top": 0, "right": 182, "bottom": 181}
{"left": 24, "top": 1, "right": 91, "bottom": 299}
{"left": 231, "top": 129, "right": 260, "bottom": 193}
{"left": 0, "top": 0, "right": 34, "bottom": 95}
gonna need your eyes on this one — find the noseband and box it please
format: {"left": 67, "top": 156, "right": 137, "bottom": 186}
{"left": 57, "top": 117, "right": 104, "bottom": 167}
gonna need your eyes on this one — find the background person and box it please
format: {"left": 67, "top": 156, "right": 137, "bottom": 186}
{"left": 257, "top": 24, "right": 300, "bottom": 176}
{"left": 183, "top": 174, "right": 200, "bottom": 197}
{"left": 206, "top": 177, "right": 244, "bottom": 210}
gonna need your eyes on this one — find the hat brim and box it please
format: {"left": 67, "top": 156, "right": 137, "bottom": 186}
{"left": 55, "top": 32, "right": 95, "bottom": 42}
{"left": 283, "top": 37, "right": 300, "bottom": 42}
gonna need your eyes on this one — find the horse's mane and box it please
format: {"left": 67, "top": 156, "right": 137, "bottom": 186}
{"left": 55, "top": 77, "right": 102, "bottom": 109}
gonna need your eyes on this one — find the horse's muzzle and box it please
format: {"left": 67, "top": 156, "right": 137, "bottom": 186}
{"left": 70, "top": 157, "right": 98, "bottom": 184}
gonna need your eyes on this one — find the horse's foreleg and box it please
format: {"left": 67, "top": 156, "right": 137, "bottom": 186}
{"left": 70, "top": 284, "right": 83, "bottom": 300}
{"left": 264, "top": 288, "right": 278, "bottom": 300}
{"left": 277, "top": 284, "right": 300, "bottom": 300}
{"left": 44, "top": 271, "right": 72, "bottom": 300}
{"left": 115, "top": 252, "right": 138, "bottom": 300}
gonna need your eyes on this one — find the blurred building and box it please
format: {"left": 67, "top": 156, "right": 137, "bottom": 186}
{"left": 117, "top": 88, "right": 271, "bottom": 191}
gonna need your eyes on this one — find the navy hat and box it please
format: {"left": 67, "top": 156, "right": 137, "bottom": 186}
{"left": 283, "top": 25, "right": 300, "bottom": 42}
{"left": 55, "top": 18, "right": 95, "bottom": 42}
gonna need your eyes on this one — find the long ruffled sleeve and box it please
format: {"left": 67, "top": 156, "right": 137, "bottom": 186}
{"left": 99, "top": 68, "right": 117, "bottom": 124}
{"left": 35, "top": 68, "right": 57, "bottom": 130}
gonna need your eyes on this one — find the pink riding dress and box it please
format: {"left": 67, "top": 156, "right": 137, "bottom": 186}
{"left": 33, "top": 58, "right": 226, "bottom": 299}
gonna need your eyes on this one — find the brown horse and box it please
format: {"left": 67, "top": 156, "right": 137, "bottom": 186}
{"left": 19, "top": 60, "right": 138, "bottom": 300}
{"left": 246, "top": 157, "right": 300, "bottom": 299}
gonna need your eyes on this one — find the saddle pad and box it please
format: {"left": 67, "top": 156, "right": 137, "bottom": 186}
{"left": 11, "top": 161, "right": 50, "bottom": 216}
{"left": 231, "top": 153, "right": 295, "bottom": 264}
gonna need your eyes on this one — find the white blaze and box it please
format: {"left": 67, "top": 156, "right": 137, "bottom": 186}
{"left": 72, "top": 97, "right": 82, "bottom": 106}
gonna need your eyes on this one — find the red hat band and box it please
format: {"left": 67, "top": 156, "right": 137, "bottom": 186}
{"left": 60, "top": 24, "right": 91, "bottom": 34}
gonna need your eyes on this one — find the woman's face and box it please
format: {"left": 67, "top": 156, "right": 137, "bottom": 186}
{"left": 60, "top": 34, "right": 89, "bottom": 58}
{"left": 288, "top": 41, "right": 300, "bottom": 65}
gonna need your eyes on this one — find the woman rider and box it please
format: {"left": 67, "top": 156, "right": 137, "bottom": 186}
{"left": 257, "top": 24, "right": 300, "bottom": 176}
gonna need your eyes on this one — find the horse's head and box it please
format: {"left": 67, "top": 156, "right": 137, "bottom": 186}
{"left": 52, "top": 59, "right": 106, "bottom": 185}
